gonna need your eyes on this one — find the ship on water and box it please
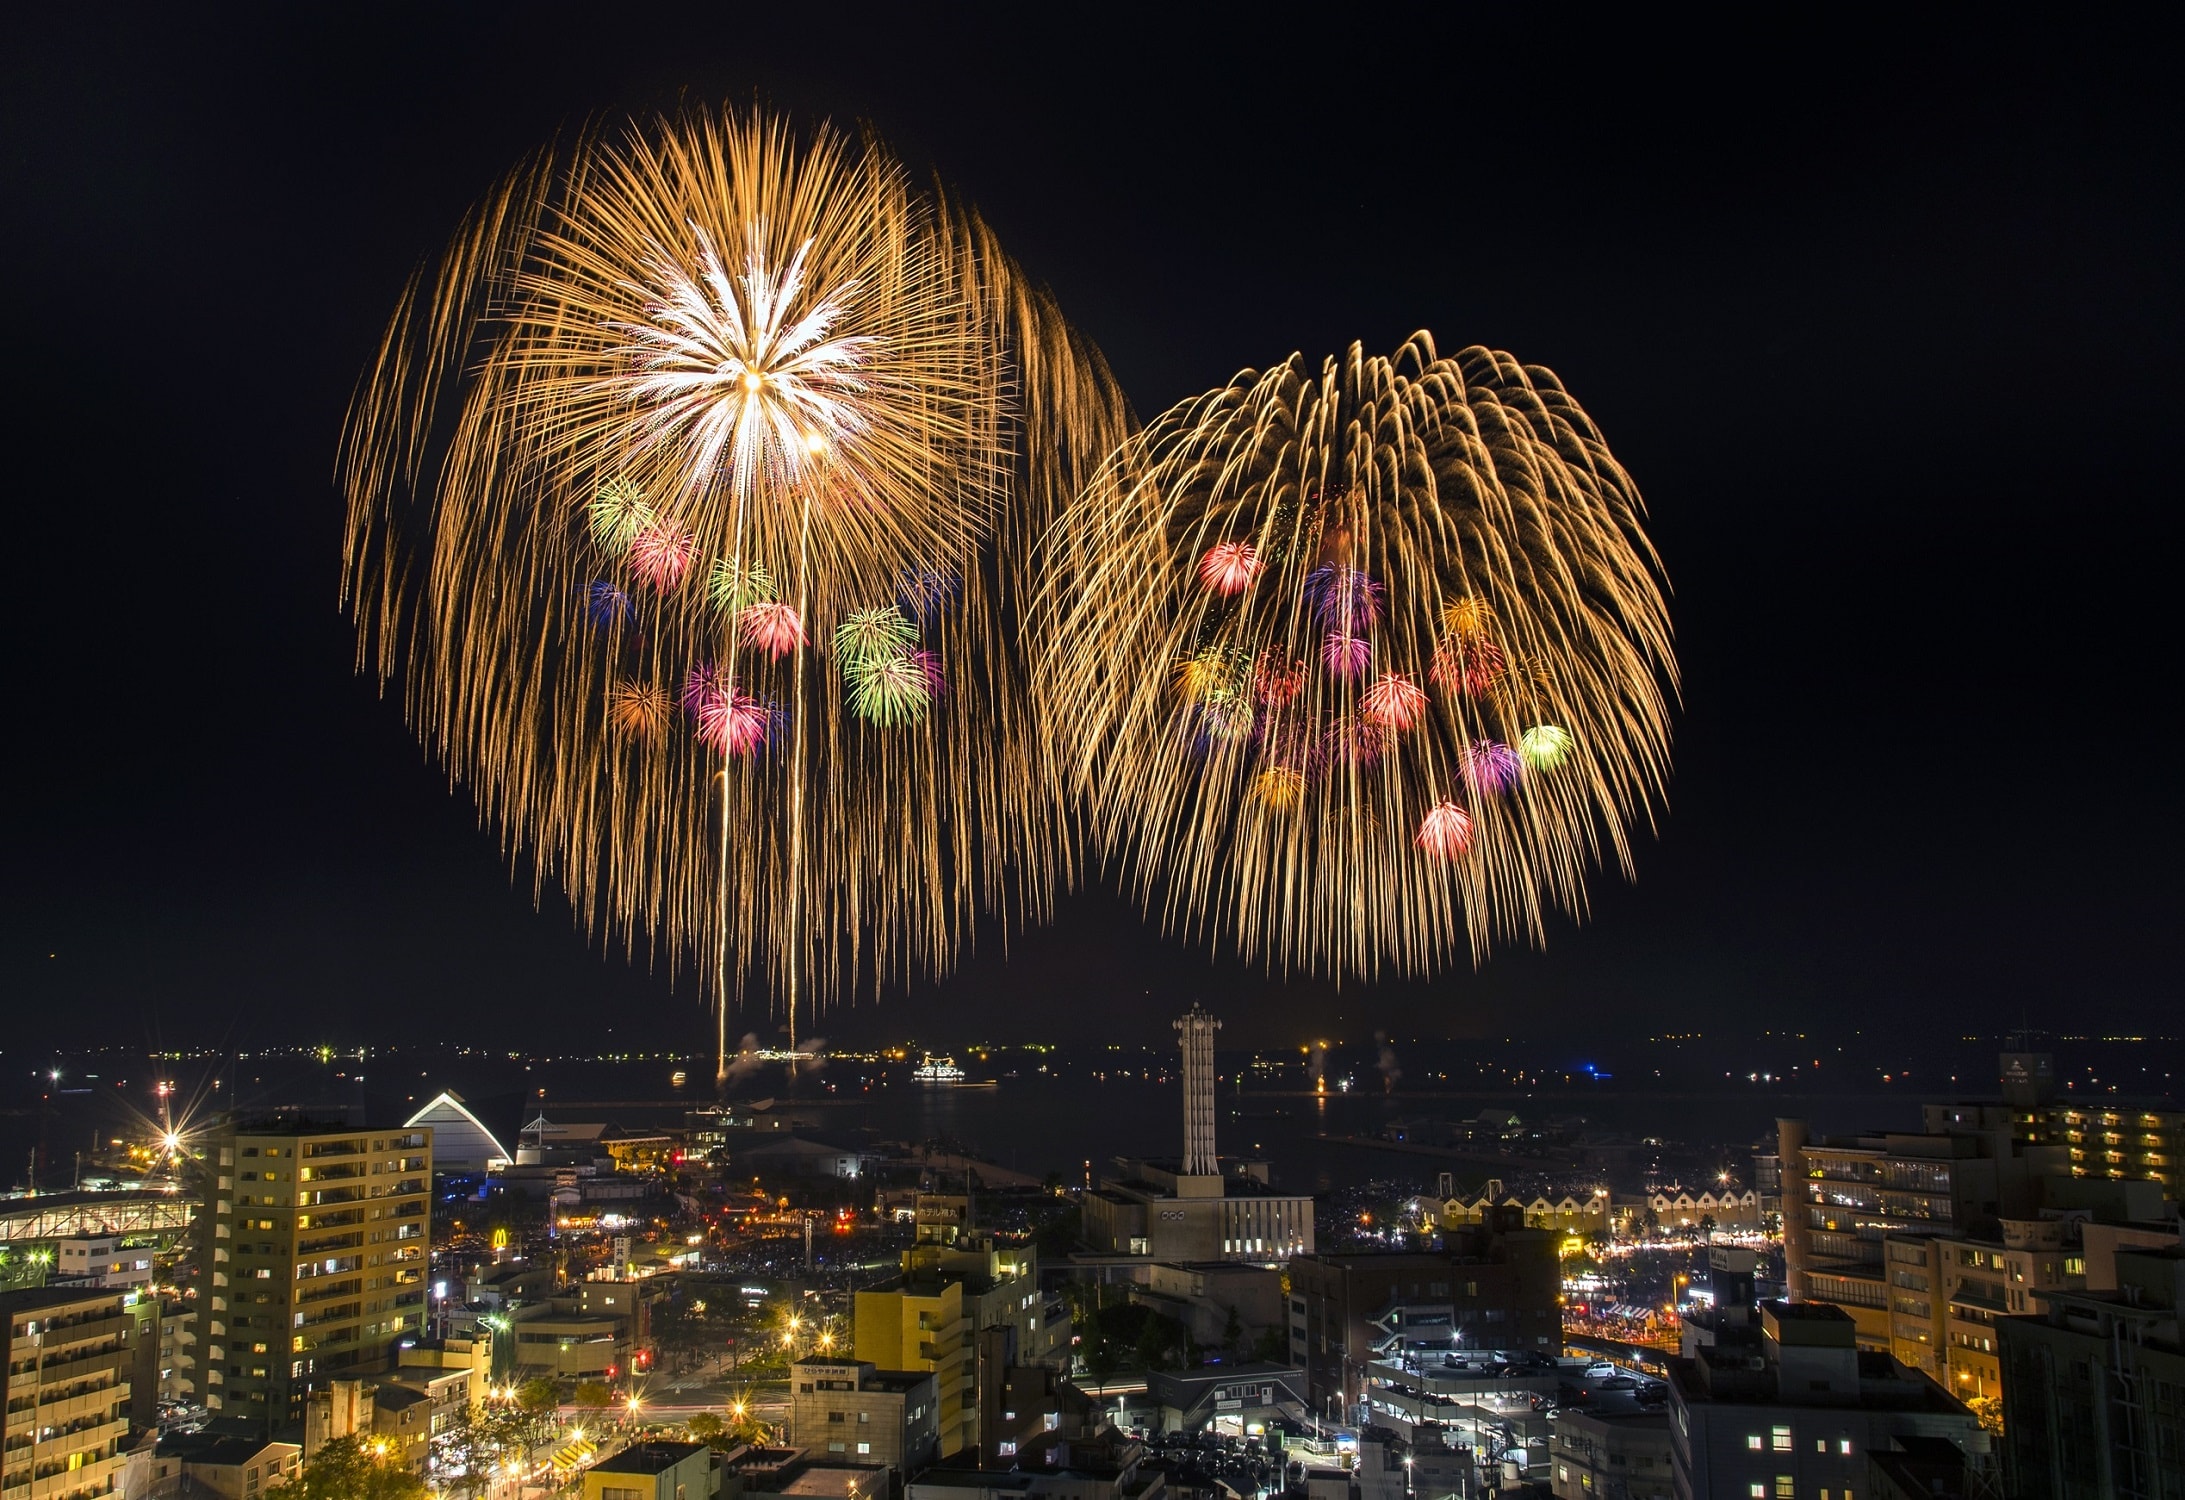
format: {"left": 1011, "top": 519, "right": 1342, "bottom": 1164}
{"left": 911, "top": 1054, "right": 968, "bottom": 1084}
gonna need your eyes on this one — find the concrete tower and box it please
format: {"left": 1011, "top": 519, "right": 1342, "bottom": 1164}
{"left": 1175, "top": 1004, "right": 1222, "bottom": 1176}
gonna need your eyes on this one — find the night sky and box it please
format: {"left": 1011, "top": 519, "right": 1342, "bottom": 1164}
{"left": 6, "top": 11, "right": 2179, "bottom": 1054}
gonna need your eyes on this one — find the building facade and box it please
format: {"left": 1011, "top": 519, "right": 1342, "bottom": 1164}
{"left": 1, "top": 1287, "right": 135, "bottom": 1500}
{"left": 1288, "top": 1218, "right": 1561, "bottom": 1421}
{"left": 789, "top": 1357, "right": 939, "bottom": 1472}
{"left": 50, "top": 1241, "right": 153, "bottom": 1293}
{"left": 197, "top": 1119, "right": 432, "bottom": 1429}
{"left": 1996, "top": 1245, "right": 2185, "bottom": 1500}
{"left": 1665, "top": 1301, "right": 1990, "bottom": 1500}
{"left": 1882, "top": 1218, "right": 2085, "bottom": 1400}
{"left": 854, "top": 1278, "right": 971, "bottom": 1456}
{"left": 1550, "top": 1410, "right": 1674, "bottom": 1500}
{"left": 1776, "top": 1114, "right": 2060, "bottom": 1350}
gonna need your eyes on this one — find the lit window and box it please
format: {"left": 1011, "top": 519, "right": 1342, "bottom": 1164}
{"left": 1748, "top": 1436, "right": 1763, "bottom": 1451}
{"left": 1840, "top": 1439, "right": 1853, "bottom": 1455}
{"left": 1772, "top": 1425, "right": 1792, "bottom": 1451}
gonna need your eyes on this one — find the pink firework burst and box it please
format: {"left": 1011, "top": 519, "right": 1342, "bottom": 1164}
{"left": 1198, "top": 541, "right": 1262, "bottom": 596}
{"left": 738, "top": 601, "right": 806, "bottom": 659}
{"left": 681, "top": 661, "right": 726, "bottom": 714}
{"left": 1322, "top": 632, "right": 1371, "bottom": 679}
{"left": 1322, "top": 715, "right": 1394, "bottom": 769}
{"left": 695, "top": 689, "right": 775, "bottom": 757}
{"left": 1359, "top": 672, "right": 1428, "bottom": 731}
{"left": 910, "top": 649, "right": 947, "bottom": 696}
{"left": 1253, "top": 651, "right": 1305, "bottom": 707}
{"left": 1430, "top": 636, "right": 1507, "bottom": 697}
{"left": 1416, "top": 801, "right": 1475, "bottom": 860}
{"left": 628, "top": 521, "right": 696, "bottom": 591}
{"left": 1461, "top": 738, "right": 1523, "bottom": 794}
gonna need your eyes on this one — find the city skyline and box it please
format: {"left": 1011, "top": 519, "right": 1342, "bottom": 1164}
{"left": 6, "top": 13, "right": 2180, "bottom": 1052}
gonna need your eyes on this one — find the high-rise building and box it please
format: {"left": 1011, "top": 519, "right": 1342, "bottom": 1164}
{"left": 1996, "top": 1244, "right": 2185, "bottom": 1500}
{"left": 1948, "top": 1051, "right": 2183, "bottom": 1194}
{"left": 1, "top": 1286, "right": 136, "bottom": 1500}
{"left": 197, "top": 1118, "right": 432, "bottom": 1431}
{"left": 1777, "top": 1111, "right": 2064, "bottom": 1349}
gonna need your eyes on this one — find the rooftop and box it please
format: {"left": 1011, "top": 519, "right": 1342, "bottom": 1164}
{"left": 154, "top": 1434, "right": 289, "bottom": 1466}
{"left": 0, "top": 1285, "right": 128, "bottom": 1316}
{"left": 591, "top": 1442, "right": 709, "bottom": 1477}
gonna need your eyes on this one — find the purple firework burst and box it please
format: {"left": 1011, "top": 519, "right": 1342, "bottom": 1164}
{"left": 1306, "top": 564, "right": 1385, "bottom": 633}
{"left": 1462, "top": 738, "right": 1523, "bottom": 794}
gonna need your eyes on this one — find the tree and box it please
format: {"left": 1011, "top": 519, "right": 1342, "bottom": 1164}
{"left": 1220, "top": 1305, "right": 1246, "bottom": 1361}
{"left": 267, "top": 1438, "right": 427, "bottom": 1500}
{"left": 1966, "top": 1395, "right": 2005, "bottom": 1436}
{"left": 1698, "top": 1214, "right": 1717, "bottom": 1239}
{"left": 685, "top": 1413, "right": 724, "bottom": 1445}
{"left": 434, "top": 1403, "right": 527, "bottom": 1500}
{"left": 574, "top": 1379, "right": 613, "bottom": 1415}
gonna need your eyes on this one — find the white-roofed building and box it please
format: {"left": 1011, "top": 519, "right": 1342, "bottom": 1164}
{"left": 405, "top": 1091, "right": 511, "bottom": 1176}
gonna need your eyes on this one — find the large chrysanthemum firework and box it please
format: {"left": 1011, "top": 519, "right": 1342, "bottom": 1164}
{"left": 1035, "top": 333, "right": 1675, "bottom": 977}
{"left": 341, "top": 108, "right": 1132, "bottom": 1064}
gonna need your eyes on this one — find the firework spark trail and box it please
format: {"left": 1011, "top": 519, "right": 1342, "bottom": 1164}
{"left": 340, "top": 109, "right": 1132, "bottom": 1062}
{"left": 1033, "top": 334, "right": 1675, "bottom": 978}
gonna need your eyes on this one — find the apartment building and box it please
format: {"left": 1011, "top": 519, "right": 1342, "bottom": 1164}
{"left": 1883, "top": 1218, "right": 2086, "bottom": 1399}
{"left": 1, "top": 1287, "right": 135, "bottom": 1500}
{"left": 196, "top": 1119, "right": 432, "bottom": 1430}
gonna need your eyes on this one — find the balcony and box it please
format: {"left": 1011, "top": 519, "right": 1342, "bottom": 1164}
{"left": 297, "top": 1280, "right": 363, "bottom": 1307}
{"left": 36, "top": 1348, "right": 124, "bottom": 1386}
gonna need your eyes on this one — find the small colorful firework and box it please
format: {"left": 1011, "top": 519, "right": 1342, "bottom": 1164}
{"left": 895, "top": 565, "right": 960, "bottom": 623}
{"left": 1198, "top": 542, "right": 1262, "bottom": 596}
{"left": 738, "top": 601, "right": 806, "bottom": 659}
{"left": 1254, "top": 766, "right": 1306, "bottom": 810}
{"left": 1307, "top": 564, "right": 1385, "bottom": 633}
{"left": 1462, "top": 738, "right": 1523, "bottom": 794}
{"left": 587, "top": 478, "right": 654, "bottom": 551}
{"left": 1442, "top": 596, "right": 1493, "bottom": 644}
{"left": 586, "top": 581, "right": 636, "bottom": 629}
{"left": 1360, "top": 672, "right": 1428, "bottom": 731}
{"left": 834, "top": 606, "right": 919, "bottom": 668}
{"left": 1415, "top": 800, "right": 1475, "bottom": 860}
{"left": 908, "top": 648, "right": 947, "bottom": 696}
{"left": 1430, "top": 635, "right": 1507, "bottom": 697}
{"left": 1322, "top": 632, "right": 1372, "bottom": 679}
{"left": 696, "top": 689, "right": 777, "bottom": 757}
{"left": 708, "top": 555, "right": 776, "bottom": 612}
{"left": 1518, "top": 724, "right": 1574, "bottom": 771}
{"left": 1187, "top": 696, "right": 1256, "bottom": 748}
{"left": 1176, "top": 643, "right": 1253, "bottom": 703}
{"left": 1253, "top": 650, "right": 1306, "bottom": 707}
{"left": 847, "top": 650, "right": 934, "bottom": 725}
{"left": 1322, "top": 714, "right": 1394, "bottom": 769}
{"left": 609, "top": 681, "right": 672, "bottom": 742}
{"left": 628, "top": 521, "right": 696, "bottom": 591}
{"left": 681, "top": 661, "right": 727, "bottom": 714}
